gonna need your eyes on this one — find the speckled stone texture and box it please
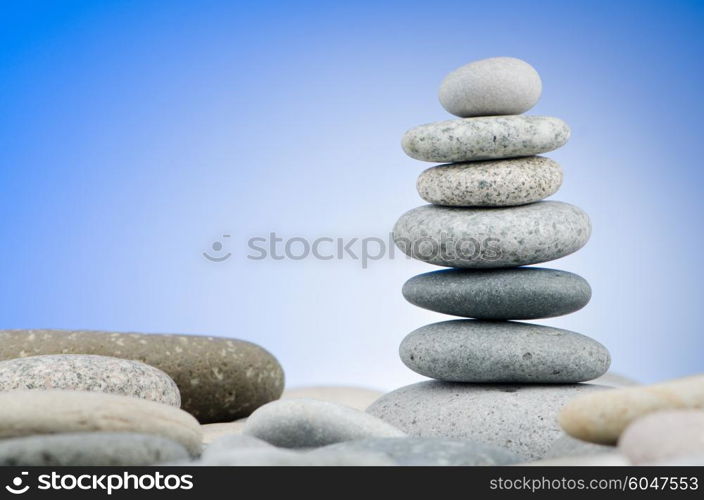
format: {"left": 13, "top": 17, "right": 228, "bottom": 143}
{"left": 0, "top": 354, "right": 180, "bottom": 406}
{"left": 193, "top": 447, "right": 395, "bottom": 466}
{"left": 0, "top": 432, "right": 189, "bottom": 466}
{"left": 0, "top": 390, "right": 202, "bottom": 455}
{"left": 401, "top": 115, "right": 570, "bottom": 163}
{"left": 439, "top": 57, "right": 542, "bottom": 117}
{"left": 559, "top": 375, "right": 704, "bottom": 444}
{"left": 618, "top": 410, "right": 704, "bottom": 464}
{"left": 417, "top": 156, "right": 562, "bottom": 207}
{"left": 544, "top": 434, "right": 616, "bottom": 459}
{"left": 367, "top": 381, "right": 608, "bottom": 460}
{"left": 0, "top": 329, "right": 284, "bottom": 423}
{"left": 393, "top": 201, "right": 591, "bottom": 268}
{"left": 243, "top": 398, "right": 406, "bottom": 448}
{"left": 320, "top": 437, "right": 520, "bottom": 466}
{"left": 402, "top": 267, "right": 591, "bottom": 319}
{"left": 400, "top": 320, "right": 610, "bottom": 383}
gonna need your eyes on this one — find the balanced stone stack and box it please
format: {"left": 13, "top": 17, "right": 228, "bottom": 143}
{"left": 369, "top": 57, "right": 612, "bottom": 460}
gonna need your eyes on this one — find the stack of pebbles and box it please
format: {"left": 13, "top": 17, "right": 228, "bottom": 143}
{"left": 368, "top": 57, "right": 611, "bottom": 460}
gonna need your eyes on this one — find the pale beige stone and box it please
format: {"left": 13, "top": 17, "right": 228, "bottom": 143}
{"left": 282, "top": 386, "right": 383, "bottom": 411}
{"left": 559, "top": 375, "right": 704, "bottom": 444}
{"left": 0, "top": 390, "right": 202, "bottom": 455}
{"left": 201, "top": 420, "right": 247, "bottom": 445}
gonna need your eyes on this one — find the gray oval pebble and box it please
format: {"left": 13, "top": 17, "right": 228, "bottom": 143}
{"left": 417, "top": 156, "right": 562, "bottom": 207}
{"left": 402, "top": 267, "right": 591, "bottom": 319}
{"left": 439, "top": 57, "right": 542, "bottom": 117}
{"left": 402, "top": 115, "right": 570, "bottom": 163}
{"left": 393, "top": 201, "right": 591, "bottom": 268}
{"left": 400, "top": 320, "right": 610, "bottom": 383}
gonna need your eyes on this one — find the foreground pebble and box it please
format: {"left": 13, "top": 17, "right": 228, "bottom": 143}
{"left": 202, "top": 434, "right": 273, "bottom": 459}
{"left": 196, "top": 447, "right": 394, "bottom": 466}
{"left": 393, "top": 201, "right": 591, "bottom": 268}
{"left": 400, "top": 320, "right": 610, "bottom": 383}
{"left": 402, "top": 267, "right": 591, "bottom": 319}
{"left": 0, "top": 354, "right": 180, "bottom": 406}
{"left": 559, "top": 374, "right": 704, "bottom": 444}
{"left": 367, "top": 381, "right": 607, "bottom": 460}
{"left": 320, "top": 437, "right": 520, "bottom": 466}
{"left": 0, "top": 432, "right": 189, "bottom": 466}
{"left": 439, "top": 57, "right": 542, "bottom": 117}
{"left": 402, "top": 115, "right": 570, "bottom": 163}
{"left": 417, "top": 157, "right": 562, "bottom": 207}
{"left": 0, "top": 390, "right": 202, "bottom": 456}
{"left": 0, "top": 329, "right": 284, "bottom": 423}
{"left": 618, "top": 410, "right": 704, "bottom": 464}
{"left": 243, "top": 398, "right": 405, "bottom": 448}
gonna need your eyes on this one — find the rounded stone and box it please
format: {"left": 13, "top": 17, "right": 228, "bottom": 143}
{"left": 0, "top": 390, "right": 203, "bottom": 456}
{"left": 439, "top": 57, "right": 542, "bottom": 117}
{"left": 402, "top": 267, "right": 591, "bottom": 319}
{"left": 320, "top": 437, "right": 520, "bottom": 466}
{"left": 196, "top": 447, "right": 394, "bottom": 466}
{"left": 618, "top": 410, "right": 704, "bottom": 464}
{"left": 243, "top": 398, "right": 405, "bottom": 448}
{"left": 367, "top": 381, "right": 608, "bottom": 460}
{"left": 559, "top": 375, "right": 704, "bottom": 445}
{"left": 417, "top": 157, "right": 562, "bottom": 207}
{"left": 544, "top": 434, "right": 616, "bottom": 459}
{"left": 400, "top": 320, "right": 610, "bottom": 383}
{"left": 401, "top": 115, "right": 570, "bottom": 163}
{"left": 203, "top": 434, "right": 274, "bottom": 460}
{"left": 282, "top": 386, "right": 383, "bottom": 411}
{"left": 0, "top": 354, "right": 180, "bottom": 406}
{"left": 393, "top": 201, "right": 591, "bottom": 268}
{"left": 0, "top": 329, "right": 285, "bottom": 423}
{"left": 0, "top": 432, "right": 189, "bottom": 466}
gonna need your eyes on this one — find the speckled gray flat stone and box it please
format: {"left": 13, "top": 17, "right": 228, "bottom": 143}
{"left": 393, "top": 201, "right": 591, "bottom": 268}
{"left": 367, "top": 381, "right": 608, "bottom": 460}
{"left": 0, "top": 432, "right": 189, "bottom": 466}
{"left": 402, "top": 267, "right": 591, "bottom": 319}
{"left": 0, "top": 354, "right": 180, "bottom": 406}
{"left": 417, "top": 156, "right": 562, "bottom": 207}
{"left": 439, "top": 57, "right": 542, "bottom": 117}
{"left": 203, "top": 434, "right": 274, "bottom": 460}
{"left": 320, "top": 437, "right": 520, "bottom": 466}
{"left": 400, "top": 320, "right": 610, "bottom": 383}
{"left": 402, "top": 115, "right": 570, "bottom": 163}
{"left": 544, "top": 434, "right": 616, "bottom": 459}
{"left": 243, "top": 398, "right": 405, "bottom": 448}
{"left": 0, "top": 330, "right": 284, "bottom": 423}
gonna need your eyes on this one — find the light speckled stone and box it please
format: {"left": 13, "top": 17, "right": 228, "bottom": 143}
{"left": 0, "top": 355, "right": 180, "bottom": 406}
{"left": 0, "top": 329, "right": 284, "bottom": 423}
{"left": 559, "top": 375, "right": 704, "bottom": 444}
{"left": 520, "top": 451, "right": 629, "bottom": 466}
{"left": 201, "top": 419, "right": 247, "bottom": 445}
{"left": 403, "top": 267, "right": 591, "bottom": 319}
{"left": 195, "top": 447, "right": 394, "bottom": 466}
{"left": 367, "top": 381, "right": 608, "bottom": 460}
{"left": 393, "top": 201, "right": 591, "bottom": 268}
{"left": 282, "top": 386, "right": 383, "bottom": 411}
{"left": 402, "top": 115, "right": 570, "bottom": 163}
{"left": 320, "top": 437, "right": 520, "bottom": 466}
{"left": 0, "top": 390, "right": 202, "bottom": 456}
{"left": 618, "top": 410, "right": 704, "bottom": 465}
{"left": 0, "top": 432, "right": 189, "bottom": 466}
{"left": 545, "top": 434, "right": 616, "bottom": 459}
{"left": 439, "top": 57, "right": 542, "bottom": 117}
{"left": 400, "top": 320, "right": 610, "bottom": 383}
{"left": 417, "top": 157, "right": 562, "bottom": 207}
{"left": 243, "top": 398, "right": 405, "bottom": 448}
{"left": 203, "top": 434, "right": 273, "bottom": 459}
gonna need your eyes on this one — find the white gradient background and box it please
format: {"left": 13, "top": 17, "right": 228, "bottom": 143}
{"left": 1, "top": 1, "right": 702, "bottom": 390}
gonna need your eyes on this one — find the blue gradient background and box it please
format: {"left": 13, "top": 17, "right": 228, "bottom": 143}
{"left": 1, "top": 1, "right": 702, "bottom": 390}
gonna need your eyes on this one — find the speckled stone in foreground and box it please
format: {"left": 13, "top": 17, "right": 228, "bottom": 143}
{"left": 402, "top": 267, "right": 591, "bottom": 319}
{"left": 402, "top": 115, "right": 570, "bottom": 163}
{"left": 393, "top": 201, "right": 591, "bottom": 268}
{"left": 0, "top": 432, "right": 189, "bottom": 466}
{"left": 0, "top": 354, "right": 180, "bottom": 406}
{"left": 400, "top": 320, "right": 610, "bottom": 383}
{"left": 417, "top": 156, "right": 562, "bottom": 207}
{"left": 0, "top": 390, "right": 202, "bottom": 455}
{"left": 367, "top": 381, "right": 608, "bottom": 460}
{"left": 0, "top": 330, "right": 285, "bottom": 423}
